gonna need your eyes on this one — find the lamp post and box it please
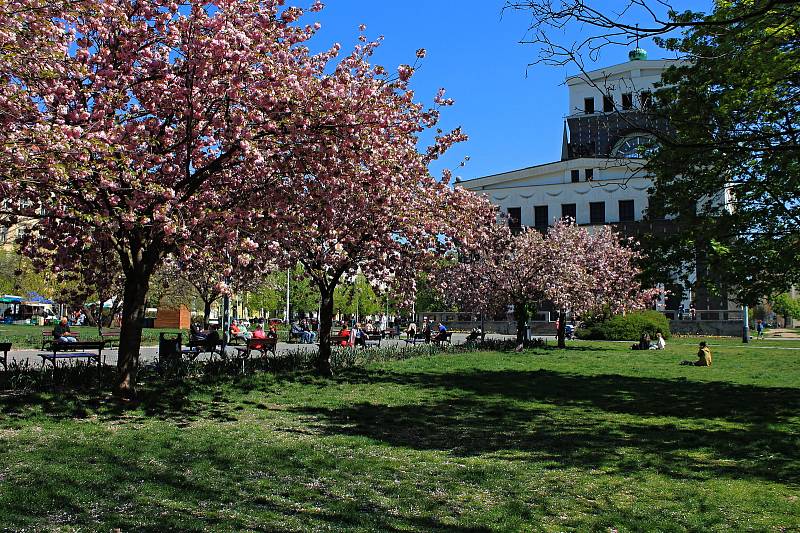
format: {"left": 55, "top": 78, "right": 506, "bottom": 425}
{"left": 284, "top": 268, "right": 290, "bottom": 323}
{"left": 742, "top": 305, "right": 750, "bottom": 343}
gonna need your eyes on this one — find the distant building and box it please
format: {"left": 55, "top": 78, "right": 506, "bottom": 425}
{"left": 460, "top": 53, "right": 734, "bottom": 318}
{"left": 462, "top": 57, "right": 674, "bottom": 232}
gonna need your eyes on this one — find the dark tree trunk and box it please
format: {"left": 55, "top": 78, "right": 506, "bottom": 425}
{"left": 316, "top": 285, "right": 335, "bottom": 377}
{"left": 116, "top": 267, "right": 153, "bottom": 398}
{"left": 557, "top": 309, "right": 567, "bottom": 349}
{"left": 514, "top": 301, "right": 528, "bottom": 345}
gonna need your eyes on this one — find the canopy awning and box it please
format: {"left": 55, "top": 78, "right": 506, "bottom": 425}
{"left": 0, "top": 295, "right": 23, "bottom": 304}
{"left": 26, "top": 291, "right": 54, "bottom": 305}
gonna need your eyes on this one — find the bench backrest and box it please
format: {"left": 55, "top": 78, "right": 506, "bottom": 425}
{"left": 101, "top": 329, "right": 121, "bottom": 336}
{"left": 0, "top": 342, "right": 10, "bottom": 351}
{"left": 51, "top": 340, "right": 105, "bottom": 350}
{"left": 248, "top": 337, "right": 276, "bottom": 349}
{"left": 43, "top": 329, "right": 80, "bottom": 337}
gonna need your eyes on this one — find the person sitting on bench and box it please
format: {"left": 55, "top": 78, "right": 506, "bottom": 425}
{"left": 53, "top": 317, "right": 77, "bottom": 343}
{"left": 434, "top": 322, "right": 449, "bottom": 343}
{"left": 190, "top": 321, "right": 207, "bottom": 342}
{"left": 205, "top": 324, "right": 221, "bottom": 351}
{"left": 681, "top": 341, "right": 712, "bottom": 366}
{"left": 351, "top": 323, "right": 367, "bottom": 347}
{"left": 465, "top": 327, "right": 482, "bottom": 344}
{"left": 230, "top": 320, "right": 251, "bottom": 343}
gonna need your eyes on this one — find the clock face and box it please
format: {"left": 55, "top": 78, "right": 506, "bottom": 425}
{"left": 613, "top": 135, "right": 656, "bottom": 158}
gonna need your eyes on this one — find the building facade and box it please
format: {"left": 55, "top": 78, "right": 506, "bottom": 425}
{"left": 461, "top": 55, "right": 736, "bottom": 318}
{"left": 461, "top": 57, "right": 675, "bottom": 232}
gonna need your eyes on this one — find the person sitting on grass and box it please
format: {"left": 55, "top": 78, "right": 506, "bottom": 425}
{"left": 53, "top": 317, "right": 77, "bottom": 343}
{"left": 680, "top": 341, "right": 712, "bottom": 366}
{"left": 649, "top": 331, "right": 666, "bottom": 350}
{"left": 631, "top": 332, "right": 651, "bottom": 350}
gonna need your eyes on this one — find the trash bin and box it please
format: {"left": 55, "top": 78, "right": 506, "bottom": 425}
{"left": 158, "top": 332, "right": 182, "bottom": 365}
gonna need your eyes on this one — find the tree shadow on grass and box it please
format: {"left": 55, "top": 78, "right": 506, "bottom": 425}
{"left": 292, "top": 368, "right": 800, "bottom": 485}
{"left": 0, "top": 378, "right": 238, "bottom": 426}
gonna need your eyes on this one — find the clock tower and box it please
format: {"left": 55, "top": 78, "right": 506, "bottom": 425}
{"left": 561, "top": 51, "right": 673, "bottom": 161}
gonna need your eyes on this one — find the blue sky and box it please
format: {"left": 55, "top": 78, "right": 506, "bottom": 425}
{"left": 308, "top": 0, "right": 708, "bottom": 181}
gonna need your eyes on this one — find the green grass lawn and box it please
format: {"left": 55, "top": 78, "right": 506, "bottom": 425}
{"left": 1, "top": 341, "right": 799, "bottom": 531}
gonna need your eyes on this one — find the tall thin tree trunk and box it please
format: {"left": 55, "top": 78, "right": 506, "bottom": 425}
{"left": 116, "top": 268, "right": 153, "bottom": 398}
{"left": 316, "top": 286, "right": 335, "bottom": 376}
{"left": 514, "top": 301, "right": 528, "bottom": 346}
{"left": 203, "top": 299, "right": 212, "bottom": 328}
{"left": 557, "top": 309, "right": 567, "bottom": 349}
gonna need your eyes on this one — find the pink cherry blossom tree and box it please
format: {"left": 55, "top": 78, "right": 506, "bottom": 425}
{"left": 541, "top": 221, "right": 658, "bottom": 348}
{"left": 438, "top": 219, "right": 656, "bottom": 348}
{"left": 0, "top": 0, "right": 387, "bottom": 396}
{"left": 248, "top": 39, "right": 498, "bottom": 375}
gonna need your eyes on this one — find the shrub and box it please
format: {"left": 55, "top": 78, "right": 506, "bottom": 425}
{"left": 577, "top": 311, "right": 671, "bottom": 341}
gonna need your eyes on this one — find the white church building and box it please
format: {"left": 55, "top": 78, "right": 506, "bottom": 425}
{"left": 459, "top": 52, "right": 738, "bottom": 327}
{"left": 461, "top": 53, "right": 674, "bottom": 232}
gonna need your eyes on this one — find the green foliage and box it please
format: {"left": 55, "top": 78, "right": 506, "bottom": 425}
{"left": 415, "top": 271, "right": 454, "bottom": 312}
{"left": 0, "top": 249, "right": 62, "bottom": 299}
{"left": 333, "top": 274, "right": 383, "bottom": 317}
{"left": 771, "top": 293, "right": 800, "bottom": 321}
{"left": 643, "top": 2, "right": 800, "bottom": 304}
{"left": 578, "top": 310, "right": 671, "bottom": 341}
{"left": 246, "top": 265, "right": 320, "bottom": 316}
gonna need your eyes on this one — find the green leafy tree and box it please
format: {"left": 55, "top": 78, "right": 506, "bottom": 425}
{"left": 771, "top": 293, "right": 800, "bottom": 324}
{"left": 334, "top": 275, "right": 382, "bottom": 318}
{"left": 642, "top": 2, "right": 800, "bottom": 305}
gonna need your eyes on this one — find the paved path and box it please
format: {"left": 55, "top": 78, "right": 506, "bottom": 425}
{"left": 9, "top": 333, "right": 796, "bottom": 368}
{"left": 4, "top": 332, "right": 520, "bottom": 367}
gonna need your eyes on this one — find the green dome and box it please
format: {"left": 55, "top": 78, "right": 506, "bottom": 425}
{"left": 629, "top": 47, "right": 648, "bottom": 61}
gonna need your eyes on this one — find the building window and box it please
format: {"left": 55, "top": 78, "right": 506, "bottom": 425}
{"left": 603, "top": 95, "right": 614, "bottom": 112}
{"left": 507, "top": 207, "right": 522, "bottom": 229}
{"left": 584, "top": 97, "right": 595, "bottom": 114}
{"left": 640, "top": 91, "right": 653, "bottom": 109}
{"left": 622, "top": 93, "right": 633, "bottom": 110}
{"left": 561, "top": 203, "right": 577, "bottom": 222}
{"left": 619, "top": 200, "right": 635, "bottom": 222}
{"left": 585, "top": 168, "right": 594, "bottom": 181}
{"left": 0, "top": 227, "right": 6, "bottom": 245}
{"left": 590, "top": 202, "right": 605, "bottom": 224}
{"left": 570, "top": 169, "right": 580, "bottom": 183}
{"left": 534, "top": 205, "right": 548, "bottom": 229}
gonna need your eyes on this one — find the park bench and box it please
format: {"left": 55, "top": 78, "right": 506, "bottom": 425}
{"left": 0, "top": 342, "right": 10, "bottom": 371}
{"left": 233, "top": 337, "right": 277, "bottom": 359}
{"left": 182, "top": 339, "right": 224, "bottom": 361}
{"left": 327, "top": 331, "right": 351, "bottom": 346}
{"left": 403, "top": 332, "right": 428, "bottom": 345}
{"left": 365, "top": 333, "right": 382, "bottom": 347}
{"left": 464, "top": 331, "right": 487, "bottom": 348}
{"left": 100, "top": 328, "right": 120, "bottom": 348}
{"left": 433, "top": 331, "right": 453, "bottom": 346}
{"left": 41, "top": 329, "right": 80, "bottom": 350}
{"left": 37, "top": 340, "right": 106, "bottom": 369}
